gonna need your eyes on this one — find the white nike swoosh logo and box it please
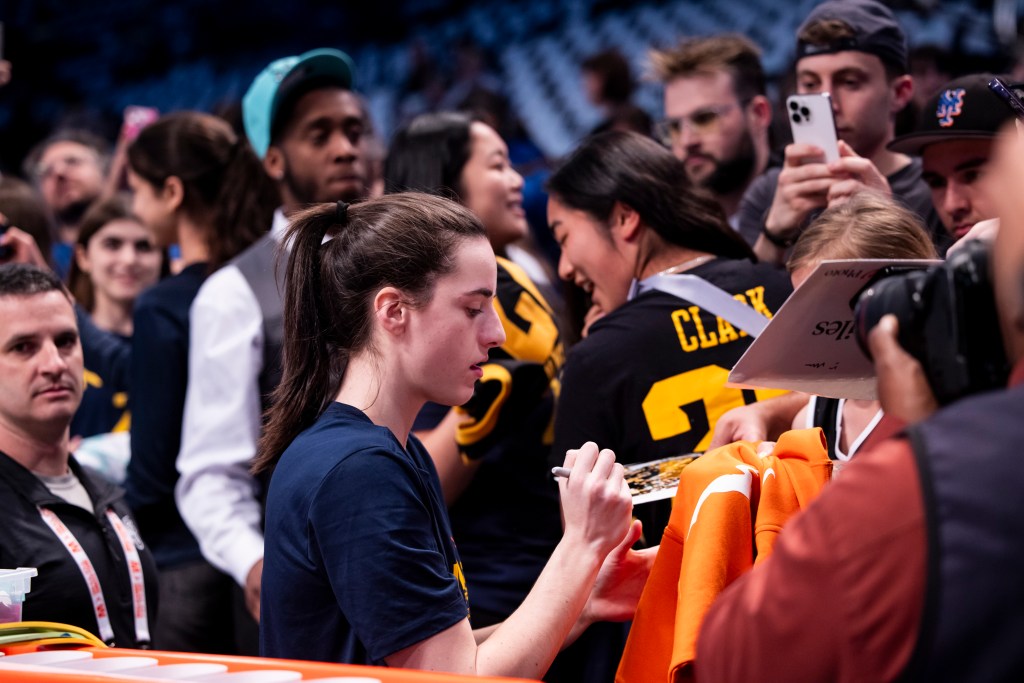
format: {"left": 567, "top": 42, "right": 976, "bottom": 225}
{"left": 688, "top": 464, "right": 757, "bottom": 539}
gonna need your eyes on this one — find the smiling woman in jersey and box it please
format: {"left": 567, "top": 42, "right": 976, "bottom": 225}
{"left": 546, "top": 130, "right": 793, "bottom": 544}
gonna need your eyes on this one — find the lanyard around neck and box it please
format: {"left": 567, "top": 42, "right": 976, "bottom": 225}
{"left": 38, "top": 506, "right": 151, "bottom": 646}
{"left": 627, "top": 272, "right": 769, "bottom": 338}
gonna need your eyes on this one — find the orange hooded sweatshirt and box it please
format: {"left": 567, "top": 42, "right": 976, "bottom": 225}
{"left": 616, "top": 428, "right": 832, "bottom": 683}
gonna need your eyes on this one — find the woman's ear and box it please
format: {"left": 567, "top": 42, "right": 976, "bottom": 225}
{"left": 162, "top": 176, "right": 185, "bottom": 213}
{"left": 74, "top": 243, "right": 91, "bottom": 274}
{"left": 373, "top": 286, "right": 408, "bottom": 336}
{"left": 611, "top": 201, "right": 642, "bottom": 242}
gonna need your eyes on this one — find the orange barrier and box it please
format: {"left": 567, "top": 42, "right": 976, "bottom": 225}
{"left": 0, "top": 624, "right": 533, "bottom": 683}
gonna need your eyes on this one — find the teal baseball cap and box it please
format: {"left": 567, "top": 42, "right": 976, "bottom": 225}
{"left": 242, "top": 48, "right": 356, "bottom": 159}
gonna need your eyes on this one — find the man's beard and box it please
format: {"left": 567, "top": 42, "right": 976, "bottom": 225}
{"left": 703, "top": 128, "right": 758, "bottom": 197}
{"left": 281, "top": 151, "right": 367, "bottom": 206}
{"left": 55, "top": 197, "right": 95, "bottom": 228}
{"left": 282, "top": 169, "right": 366, "bottom": 205}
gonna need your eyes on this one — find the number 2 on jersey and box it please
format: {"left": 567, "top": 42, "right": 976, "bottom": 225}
{"left": 642, "top": 365, "right": 786, "bottom": 453}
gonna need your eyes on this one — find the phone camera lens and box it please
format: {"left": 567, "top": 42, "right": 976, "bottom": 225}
{"left": 800, "top": 106, "right": 811, "bottom": 117}
{"left": 789, "top": 101, "right": 798, "bottom": 111}
{"left": 791, "top": 113, "right": 802, "bottom": 123}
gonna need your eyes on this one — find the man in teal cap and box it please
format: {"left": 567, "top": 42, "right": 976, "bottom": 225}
{"left": 243, "top": 47, "right": 368, "bottom": 205}
{"left": 176, "top": 48, "right": 372, "bottom": 639}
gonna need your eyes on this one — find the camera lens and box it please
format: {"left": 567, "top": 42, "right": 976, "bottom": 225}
{"left": 852, "top": 243, "right": 1009, "bottom": 405}
{"left": 789, "top": 101, "right": 798, "bottom": 110}
{"left": 791, "top": 113, "right": 802, "bottom": 123}
{"left": 852, "top": 269, "right": 930, "bottom": 363}
{"left": 800, "top": 106, "right": 811, "bottom": 118}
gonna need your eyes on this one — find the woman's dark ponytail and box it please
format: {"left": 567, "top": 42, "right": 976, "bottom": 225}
{"left": 127, "top": 111, "right": 278, "bottom": 272}
{"left": 253, "top": 204, "right": 348, "bottom": 475}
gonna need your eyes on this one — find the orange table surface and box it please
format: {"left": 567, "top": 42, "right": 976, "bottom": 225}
{"left": 0, "top": 645, "right": 536, "bottom": 682}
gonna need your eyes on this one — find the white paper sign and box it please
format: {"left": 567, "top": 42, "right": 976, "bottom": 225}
{"left": 728, "top": 258, "right": 939, "bottom": 400}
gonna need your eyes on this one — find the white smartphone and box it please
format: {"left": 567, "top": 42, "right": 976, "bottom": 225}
{"left": 787, "top": 93, "right": 840, "bottom": 163}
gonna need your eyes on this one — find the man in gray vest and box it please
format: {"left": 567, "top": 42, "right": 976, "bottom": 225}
{"left": 176, "top": 48, "right": 371, "bottom": 624}
{"left": 696, "top": 127, "right": 1024, "bottom": 681}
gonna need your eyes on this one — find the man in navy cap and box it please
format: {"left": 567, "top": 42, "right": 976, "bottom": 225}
{"left": 739, "top": 0, "right": 944, "bottom": 263}
{"left": 176, "top": 49, "right": 372, "bottom": 636}
{"left": 889, "top": 73, "right": 1014, "bottom": 242}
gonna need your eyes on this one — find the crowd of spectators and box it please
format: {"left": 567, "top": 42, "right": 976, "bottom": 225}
{"left": 2, "top": 0, "right": 1023, "bottom": 680}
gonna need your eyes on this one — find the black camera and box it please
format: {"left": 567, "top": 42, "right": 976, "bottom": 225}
{"left": 853, "top": 240, "right": 1009, "bottom": 406}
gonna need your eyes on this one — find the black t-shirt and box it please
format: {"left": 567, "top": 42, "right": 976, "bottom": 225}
{"left": 735, "top": 158, "right": 950, "bottom": 253}
{"left": 261, "top": 402, "right": 469, "bottom": 665}
{"left": 552, "top": 258, "right": 792, "bottom": 543}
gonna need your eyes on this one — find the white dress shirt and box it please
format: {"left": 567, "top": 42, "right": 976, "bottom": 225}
{"left": 175, "top": 209, "right": 288, "bottom": 587}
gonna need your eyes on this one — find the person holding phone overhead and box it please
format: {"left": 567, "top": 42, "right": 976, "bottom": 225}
{"left": 254, "top": 193, "right": 650, "bottom": 676}
{"left": 710, "top": 73, "right": 1014, "bottom": 452}
{"left": 737, "top": 0, "right": 946, "bottom": 264}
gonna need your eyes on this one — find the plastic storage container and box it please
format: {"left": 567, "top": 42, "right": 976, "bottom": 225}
{"left": 0, "top": 568, "right": 38, "bottom": 623}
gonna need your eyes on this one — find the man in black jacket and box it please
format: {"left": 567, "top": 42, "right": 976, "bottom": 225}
{"left": 0, "top": 263, "right": 157, "bottom": 646}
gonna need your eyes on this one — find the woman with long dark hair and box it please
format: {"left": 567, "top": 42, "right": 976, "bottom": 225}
{"left": 253, "top": 193, "right": 645, "bottom": 676}
{"left": 384, "top": 112, "right": 565, "bottom": 629}
{"left": 546, "top": 130, "right": 793, "bottom": 542}
{"left": 123, "top": 110, "right": 278, "bottom": 652}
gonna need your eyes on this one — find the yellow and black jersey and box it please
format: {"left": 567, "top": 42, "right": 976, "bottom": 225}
{"left": 455, "top": 257, "right": 563, "bottom": 451}
{"left": 554, "top": 257, "right": 792, "bottom": 466}
{"left": 553, "top": 258, "right": 791, "bottom": 544}
{"left": 71, "top": 308, "right": 132, "bottom": 439}
{"left": 445, "top": 256, "right": 565, "bottom": 623}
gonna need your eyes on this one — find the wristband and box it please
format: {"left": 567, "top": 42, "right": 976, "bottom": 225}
{"left": 761, "top": 224, "right": 799, "bottom": 249}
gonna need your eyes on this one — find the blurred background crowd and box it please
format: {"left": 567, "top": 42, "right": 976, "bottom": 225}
{"left": 2, "top": 0, "right": 1022, "bottom": 174}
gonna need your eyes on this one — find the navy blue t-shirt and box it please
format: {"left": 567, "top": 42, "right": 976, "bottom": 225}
{"left": 124, "top": 263, "right": 207, "bottom": 568}
{"left": 72, "top": 307, "right": 131, "bottom": 439}
{"left": 261, "top": 402, "right": 470, "bottom": 664}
